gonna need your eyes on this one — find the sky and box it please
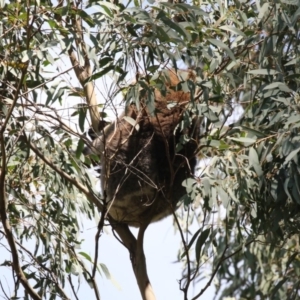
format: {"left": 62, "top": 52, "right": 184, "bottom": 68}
{"left": 0, "top": 215, "right": 216, "bottom": 300}
{"left": 76, "top": 215, "right": 217, "bottom": 300}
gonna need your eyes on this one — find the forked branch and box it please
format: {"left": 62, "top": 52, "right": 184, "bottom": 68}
{"left": 112, "top": 221, "right": 156, "bottom": 300}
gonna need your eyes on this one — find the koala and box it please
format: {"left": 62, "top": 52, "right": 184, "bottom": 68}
{"left": 88, "top": 69, "right": 199, "bottom": 227}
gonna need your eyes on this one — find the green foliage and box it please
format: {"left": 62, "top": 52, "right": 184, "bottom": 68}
{"left": 0, "top": 0, "right": 300, "bottom": 299}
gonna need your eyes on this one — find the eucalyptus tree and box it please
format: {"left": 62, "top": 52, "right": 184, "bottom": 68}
{"left": 0, "top": 0, "right": 299, "bottom": 299}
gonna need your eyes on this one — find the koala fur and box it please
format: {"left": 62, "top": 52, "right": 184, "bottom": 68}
{"left": 90, "top": 69, "right": 199, "bottom": 227}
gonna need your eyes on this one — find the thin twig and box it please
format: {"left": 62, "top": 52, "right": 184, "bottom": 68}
{"left": 24, "top": 134, "right": 102, "bottom": 211}
{"left": 0, "top": 280, "right": 10, "bottom": 300}
{"left": 13, "top": 239, "right": 71, "bottom": 300}
{"left": 92, "top": 204, "right": 107, "bottom": 278}
{"left": 68, "top": 275, "right": 80, "bottom": 300}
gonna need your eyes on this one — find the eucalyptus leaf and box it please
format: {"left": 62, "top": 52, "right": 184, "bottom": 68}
{"left": 195, "top": 228, "right": 210, "bottom": 263}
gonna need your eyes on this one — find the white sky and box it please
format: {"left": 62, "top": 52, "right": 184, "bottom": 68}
{"left": 69, "top": 216, "right": 216, "bottom": 300}
{"left": 0, "top": 217, "right": 216, "bottom": 300}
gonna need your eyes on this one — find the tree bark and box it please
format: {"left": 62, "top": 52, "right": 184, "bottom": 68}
{"left": 113, "top": 222, "right": 156, "bottom": 300}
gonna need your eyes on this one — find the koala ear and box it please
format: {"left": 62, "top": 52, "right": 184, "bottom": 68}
{"left": 98, "top": 120, "right": 109, "bottom": 131}
{"left": 82, "top": 134, "right": 102, "bottom": 173}
{"left": 87, "top": 120, "right": 109, "bottom": 141}
{"left": 82, "top": 123, "right": 105, "bottom": 163}
{"left": 82, "top": 145, "right": 92, "bottom": 156}
{"left": 87, "top": 127, "right": 98, "bottom": 141}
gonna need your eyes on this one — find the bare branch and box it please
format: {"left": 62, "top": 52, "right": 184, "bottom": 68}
{"left": 112, "top": 222, "right": 156, "bottom": 300}
{"left": 67, "top": 8, "right": 100, "bottom": 132}
{"left": 92, "top": 205, "right": 107, "bottom": 278}
{"left": 68, "top": 275, "right": 80, "bottom": 300}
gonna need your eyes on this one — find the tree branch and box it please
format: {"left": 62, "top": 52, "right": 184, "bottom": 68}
{"left": 13, "top": 237, "right": 71, "bottom": 300}
{"left": 25, "top": 135, "right": 103, "bottom": 211}
{"left": 112, "top": 221, "right": 156, "bottom": 300}
{"left": 67, "top": 4, "right": 100, "bottom": 132}
{"left": 0, "top": 70, "right": 42, "bottom": 300}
